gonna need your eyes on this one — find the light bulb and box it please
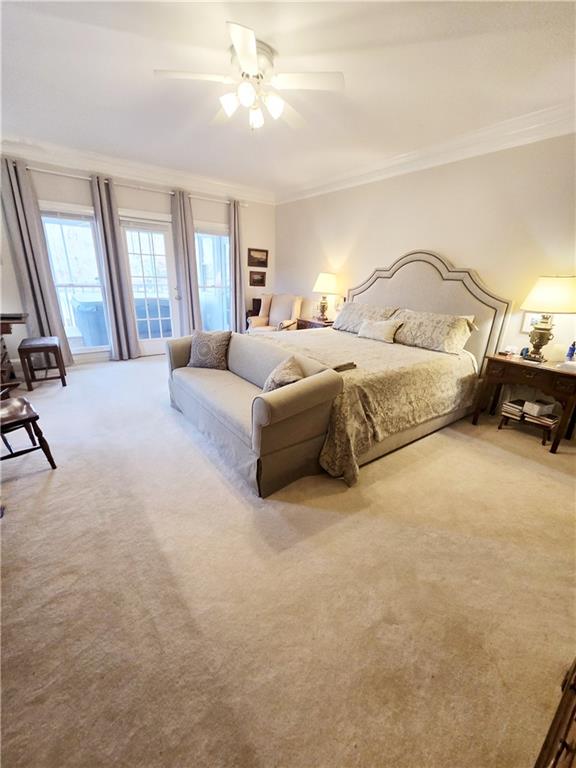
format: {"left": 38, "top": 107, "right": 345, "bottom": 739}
{"left": 237, "top": 80, "right": 256, "bottom": 108}
{"left": 265, "top": 92, "right": 284, "bottom": 120}
{"left": 248, "top": 106, "right": 264, "bottom": 129}
{"left": 219, "top": 92, "right": 239, "bottom": 117}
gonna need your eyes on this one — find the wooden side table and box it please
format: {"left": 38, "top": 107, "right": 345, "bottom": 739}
{"left": 534, "top": 658, "right": 576, "bottom": 767}
{"left": 296, "top": 318, "right": 334, "bottom": 330}
{"left": 472, "top": 355, "right": 576, "bottom": 453}
{"left": 1, "top": 313, "right": 28, "bottom": 391}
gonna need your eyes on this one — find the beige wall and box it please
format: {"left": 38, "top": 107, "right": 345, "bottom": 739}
{"left": 275, "top": 135, "right": 576, "bottom": 358}
{"left": 1, "top": 210, "right": 28, "bottom": 356}
{"left": 242, "top": 202, "right": 275, "bottom": 309}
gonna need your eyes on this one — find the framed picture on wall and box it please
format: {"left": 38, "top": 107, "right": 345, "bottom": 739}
{"left": 521, "top": 312, "right": 540, "bottom": 334}
{"left": 249, "top": 271, "right": 266, "bottom": 288}
{"left": 248, "top": 248, "right": 269, "bottom": 268}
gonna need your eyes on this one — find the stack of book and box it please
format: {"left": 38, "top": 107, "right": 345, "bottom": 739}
{"left": 501, "top": 399, "right": 525, "bottom": 421}
{"left": 523, "top": 412, "right": 559, "bottom": 431}
{"left": 501, "top": 399, "right": 559, "bottom": 432}
{"left": 523, "top": 399, "right": 555, "bottom": 417}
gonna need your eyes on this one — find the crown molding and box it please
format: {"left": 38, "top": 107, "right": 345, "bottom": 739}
{"left": 278, "top": 103, "right": 575, "bottom": 205}
{"left": 0, "top": 137, "right": 276, "bottom": 206}
{"left": 3, "top": 103, "right": 574, "bottom": 208}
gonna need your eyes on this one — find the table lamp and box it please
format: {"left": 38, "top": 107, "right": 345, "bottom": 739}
{"left": 520, "top": 275, "right": 576, "bottom": 361}
{"left": 312, "top": 272, "right": 338, "bottom": 321}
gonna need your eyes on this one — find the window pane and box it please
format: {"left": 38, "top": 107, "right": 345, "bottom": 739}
{"left": 127, "top": 230, "right": 139, "bottom": 252}
{"left": 129, "top": 253, "right": 143, "bottom": 276}
{"left": 138, "top": 231, "right": 152, "bottom": 255}
{"left": 147, "top": 299, "right": 160, "bottom": 319}
{"left": 137, "top": 319, "right": 149, "bottom": 339}
{"left": 124, "top": 226, "right": 175, "bottom": 343}
{"left": 152, "top": 233, "right": 165, "bottom": 256}
{"left": 195, "top": 232, "right": 230, "bottom": 331}
{"left": 155, "top": 255, "right": 167, "bottom": 278}
{"left": 141, "top": 253, "right": 155, "bottom": 277}
{"left": 42, "top": 215, "right": 110, "bottom": 352}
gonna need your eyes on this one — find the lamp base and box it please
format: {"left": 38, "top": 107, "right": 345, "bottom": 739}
{"left": 317, "top": 296, "right": 328, "bottom": 322}
{"left": 526, "top": 314, "right": 554, "bottom": 363}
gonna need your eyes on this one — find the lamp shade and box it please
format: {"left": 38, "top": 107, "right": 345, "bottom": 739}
{"left": 312, "top": 272, "right": 338, "bottom": 295}
{"left": 520, "top": 276, "right": 576, "bottom": 314}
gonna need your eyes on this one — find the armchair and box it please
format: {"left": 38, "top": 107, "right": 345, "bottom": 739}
{"left": 247, "top": 293, "right": 303, "bottom": 334}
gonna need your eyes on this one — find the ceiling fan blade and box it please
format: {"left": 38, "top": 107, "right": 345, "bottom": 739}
{"left": 227, "top": 22, "right": 259, "bottom": 76}
{"left": 272, "top": 72, "right": 345, "bottom": 92}
{"left": 154, "top": 70, "right": 233, "bottom": 84}
{"left": 280, "top": 100, "right": 305, "bottom": 130}
{"left": 211, "top": 108, "right": 230, "bottom": 126}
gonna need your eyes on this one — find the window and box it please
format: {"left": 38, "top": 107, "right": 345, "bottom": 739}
{"left": 123, "top": 225, "right": 175, "bottom": 341}
{"left": 195, "top": 231, "right": 230, "bottom": 331}
{"left": 42, "top": 214, "right": 110, "bottom": 352}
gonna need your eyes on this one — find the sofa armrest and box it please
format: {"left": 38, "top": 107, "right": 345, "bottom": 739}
{"left": 277, "top": 319, "right": 297, "bottom": 331}
{"left": 248, "top": 315, "right": 269, "bottom": 328}
{"left": 166, "top": 336, "right": 193, "bottom": 374}
{"left": 252, "top": 369, "right": 343, "bottom": 427}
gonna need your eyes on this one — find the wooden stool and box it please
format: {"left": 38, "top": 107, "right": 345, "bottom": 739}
{"left": 18, "top": 336, "right": 67, "bottom": 391}
{"left": 498, "top": 415, "right": 554, "bottom": 446}
{"left": 1, "top": 396, "right": 56, "bottom": 469}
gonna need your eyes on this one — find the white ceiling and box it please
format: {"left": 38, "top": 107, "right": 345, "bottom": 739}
{"left": 2, "top": 2, "right": 574, "bottom": 201}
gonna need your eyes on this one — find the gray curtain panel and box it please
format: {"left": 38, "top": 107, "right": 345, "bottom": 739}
{"left": 1, "top": 157, "right": 73, "bottom": 366}
{"left": 229, "top": 200, "right": 245, "bottom": 333}
{"left": 91, "top": 177, "right": 141, "bottom": 361}
{"left": 171, "top": 191, "right": 202, "bottom": 334}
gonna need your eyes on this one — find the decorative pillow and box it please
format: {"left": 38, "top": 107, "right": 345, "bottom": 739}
{"left": 188, "top": 330, "right": 231, "bottom": 370}
{"left": 358, "top": 319, "right": 404, "bottom": 344}
{"left": 333, "top": 303, "right": 398, "bottom": 333}
{"left": 393, "top": 310, "right": 473, "bottom": 354}
{"left": 262, "top": 356, "right": 304, "bottom": 393}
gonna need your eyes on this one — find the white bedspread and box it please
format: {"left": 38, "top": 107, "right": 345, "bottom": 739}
{"left": 256, "top": 328, "right": 478, "bottom": 484}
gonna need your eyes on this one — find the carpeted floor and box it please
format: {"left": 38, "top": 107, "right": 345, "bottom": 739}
{"left": 1, "top": 356, "right": 574, "bottom": 768}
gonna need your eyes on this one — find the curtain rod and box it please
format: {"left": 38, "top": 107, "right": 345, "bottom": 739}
{"left": 25, "top": 164, "right": 239, "bottom": 205}
{"left": 26, "top": 166, "right": 91, "bottom": 182}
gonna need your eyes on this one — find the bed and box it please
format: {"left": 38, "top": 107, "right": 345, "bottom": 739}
{"left": 258, "top": 251, "right": 510, "bottom": 484}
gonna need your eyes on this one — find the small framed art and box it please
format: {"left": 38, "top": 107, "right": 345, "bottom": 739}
{"left": 248, "top": 248, "right": 269, "bottom": 268}
{"left": 249, "top": 270, "right": 266, "bottom": 287}
{"left": 521, "top": 312, "right": 540, "bottom": 334}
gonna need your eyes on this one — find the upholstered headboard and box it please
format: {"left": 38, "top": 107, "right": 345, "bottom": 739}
{"left": 347, "top": 251, "right": 510, "bottom": 366}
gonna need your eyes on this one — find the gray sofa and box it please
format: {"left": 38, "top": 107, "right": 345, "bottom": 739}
{"left": 167, "top": 333, "right": 343, "bottom": 497}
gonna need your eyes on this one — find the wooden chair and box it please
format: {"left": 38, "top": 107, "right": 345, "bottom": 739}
{"left": 18, "top": 336, "right": 67, "bottom": 391}
{"left": 1, "top": 394, "right": 56, "bottom": 469}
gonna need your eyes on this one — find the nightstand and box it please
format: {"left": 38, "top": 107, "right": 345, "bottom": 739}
{"left": 296, "top": 318, "right": 334, "bottom": 330}
{"left": 472, "top": 355, "right": 576, "bottom": 453}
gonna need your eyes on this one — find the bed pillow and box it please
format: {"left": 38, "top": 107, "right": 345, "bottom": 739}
{"left": 357, "top": 319, "right": 404, "bottom": 344}
{"left": 333, "top": 303, "right": 398, "bottom": 334}
{"left": 393, "top": 310, "right": 473, "bottom": 354}
{"left": 188, "top": 330, "right": 232, "bottom": 370}
{"left": 262, "top": 356, "right": 304, "bottom": 393}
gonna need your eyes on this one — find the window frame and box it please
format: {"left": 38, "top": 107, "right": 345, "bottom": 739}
{"left": 40, "top": 207, "right": 111, "bottom": 354}
{"left": 194, "top": 225, "right": 231, "bottom": 332}
{"left": 119, "top": 216, "right": 180, "bottom": 350}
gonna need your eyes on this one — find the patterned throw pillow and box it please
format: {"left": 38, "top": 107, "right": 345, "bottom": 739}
{"left": 357, "top": 319, "right": 404, "bottom": 344}
{"left": 262, "top": 356, "right": 304, "bottom": 393}
{"left": 393, "top": 310, "right": 473, "bottom": 354}
{"left": 333, "top": 303, "right": 398, "bottom": 334}
{"left": 188, "top": 330, "right": 232, "bottom": 369}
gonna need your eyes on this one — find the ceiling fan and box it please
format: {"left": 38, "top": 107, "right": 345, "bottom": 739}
{"left": 154, "top": 22, "right": 345, "bottom": 130}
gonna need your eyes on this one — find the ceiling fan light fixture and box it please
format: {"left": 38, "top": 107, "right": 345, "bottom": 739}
{"left": 248, "top": 106, "right": 264, "bottom": 130}
{"left": 237, "top": 80, "right": 256, "bottom": 108}
{"left": 219, "top": 92, "right": 239, "bottom": 117}
{"left": 264, "top": 92, "right": 284, "bottom": 120}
